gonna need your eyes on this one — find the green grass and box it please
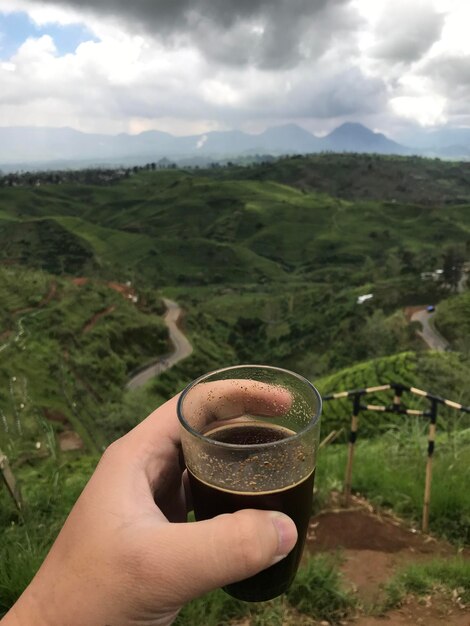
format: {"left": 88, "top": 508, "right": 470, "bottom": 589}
{"left": 0, "top": 454, "right": 99, "bottom": 613}
{"left": 0, "top": 267, "right": 168, "bottom": 456}
{"left": 286, "top": 554, "right": 357, "bottom": 623}
{"left": 383, "top": 557, "right": 470, "bottom": 610}
{"left": 175, "top": 554, "right": 356, "bottom": 626}
{"left": 315, "top": 425, "right": 470, "bottom": 543}
{"left": 174, "top": 589, "right": 249, "bottom": 626}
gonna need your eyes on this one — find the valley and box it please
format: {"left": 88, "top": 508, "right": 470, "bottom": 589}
{"left": 0, "top": 153, "right": 469, "bottom": 622}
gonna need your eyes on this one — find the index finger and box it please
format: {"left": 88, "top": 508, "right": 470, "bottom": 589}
{"left": 181, "top": 379, "right": 292, "bottom": 432}
{"left": 128, "top": 378, "right": 292, "bottom": 450}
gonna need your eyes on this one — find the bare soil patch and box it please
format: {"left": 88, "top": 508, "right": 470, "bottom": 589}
{"left": 355, "top": 594, "right": 469, "bottom": 625}
{"left": 82, "top": 305, "right": 116, "bottom": 333}
{"left": 305, "top": 498, "right": 468, "bottom": 620}
{"left": 58, "top": 430, "right": 84, "bottom": 452}
{"left": 403, "top": 305, "right": 426, "bottom": 322}
{"left": 42, "top": 408, "right": 69, "bottom": 424}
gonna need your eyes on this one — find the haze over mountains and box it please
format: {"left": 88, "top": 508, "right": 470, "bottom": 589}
{"left": 1, "top": 122, "right": 470, "bottom": 172}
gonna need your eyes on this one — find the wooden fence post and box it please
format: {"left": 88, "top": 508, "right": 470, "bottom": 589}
{"left": 422, "top": 399, "right": 437, "bottom": 533}
{"left": 344, "top": 393, "right": 361, "bottom": 506}
{"left": 0, "top": 447, "right": 23, "bottom": 511}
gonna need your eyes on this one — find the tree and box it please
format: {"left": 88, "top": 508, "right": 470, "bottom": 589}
{"left": 442, "top": 246, "right": 465, "bottom": 292}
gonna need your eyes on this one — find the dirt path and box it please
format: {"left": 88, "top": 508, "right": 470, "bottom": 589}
{"left": 126, "top": 298, "right": 193, "bottom": 390}
{"left": 82, "top": 305, "right": 116, "bottom": 333}
{"left": 410, "top": 308, "right": 449, "bottom": 351}
{"left": 356, "top": 598, "right": 469, "bottom": 626}
{"left": 160, "top": 297, "right": 193, "bottom": 368}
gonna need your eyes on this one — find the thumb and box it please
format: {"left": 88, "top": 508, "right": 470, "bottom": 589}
{"left": 159, "top": 509, "right": 298, "bottom": 603}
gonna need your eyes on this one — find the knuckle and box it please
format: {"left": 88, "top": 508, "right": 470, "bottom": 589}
{"left": 100, "top": 438, "right": 126, "bottom": 463}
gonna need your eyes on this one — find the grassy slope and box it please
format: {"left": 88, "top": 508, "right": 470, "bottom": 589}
{"left": 315, "top": 351, "right": 470, "bottom": 437}
{"left": 0, "top": 267, "right": 168, "bottom": 456}
{"left": 435, "top": 291, "right": 470, "bottom": 346}
{"left": 1, "top": 156, "right": 470, "bottom": 617}
{"left": 1, "top": 167, "right": 470, "bottom": 287}
{"left": 220, "top": 153, "right": 470, "bottom": 206}
{"left": 316, "top": 427, "right": 470, "bottom": 542}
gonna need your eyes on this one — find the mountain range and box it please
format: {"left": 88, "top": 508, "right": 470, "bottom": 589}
{"left": 1, "top": 121, "right": 470, "bottom": 171}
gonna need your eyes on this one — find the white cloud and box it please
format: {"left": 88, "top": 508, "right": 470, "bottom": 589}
{"left": 390, "top": 95, "right": 447, "bottom": 126}
{"left": 0, "top": 0, "right": 469, "bottom": 134}
{"left": 201, "top": 80, "right": 240, "bottom": 106}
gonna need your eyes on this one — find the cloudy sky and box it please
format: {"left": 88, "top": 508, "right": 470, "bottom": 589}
{"left": 0, "top": 0, "right": 469, "bottom": 138}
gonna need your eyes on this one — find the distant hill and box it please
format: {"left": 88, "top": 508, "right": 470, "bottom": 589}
{"left": 2, "top": 155, "right": 470, "bottom": 284}
{"left": 0, "top": 122, "right": 411, "bottom": 170}
{"left": 399, "top": 126, "right": 470, "bottom": 158}
{"left": 224, "top": 152, "right": 470, "bottom": 206}
{"left": 323, "top": 122, "right": 407, "bottom": 154}
{"left": 6, "top": 121, "right": 470, "bottom": 170}
{"left": 1, "top": 154, "right": 469, "bottom": 454}
{"left": 316, "top": 350, "right": 470, "bottom": 437}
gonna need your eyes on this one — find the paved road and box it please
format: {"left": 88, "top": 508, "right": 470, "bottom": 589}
{"left": 411, "top": 309, "right": 449, "bottom": 352}
{"left": 126, "top": 298, "right": 193, "bottom": 390}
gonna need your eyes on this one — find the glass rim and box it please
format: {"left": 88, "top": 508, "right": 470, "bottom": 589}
{"left": 177, "top": 364, "right": 322, "bottom": 450}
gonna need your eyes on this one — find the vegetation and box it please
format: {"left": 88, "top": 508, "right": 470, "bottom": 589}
{"left": 0, "top": 266, "right": 168, "bottom": 458}
{"left": 384, "top": 557, "right": 470, "bottom": 610}
{"left": 1, "top": 153, "right": 469, "bottom": 618}
{"left": 315, "top": 423, "right": 470, "bottom": 543}
{"left": 175, "top": 554, "right": 356, "bottom": 626}
{"left": 435, "top": 290, "right": 470, "bottom": 351}
{"left": 0, "top": 453, "right": 99, "bottom": 613}
{"left": 316, "top": 351, "right": 470, "bottom": 438}
{"left": 285, "top": 554, "right": 357, "bottom": 622}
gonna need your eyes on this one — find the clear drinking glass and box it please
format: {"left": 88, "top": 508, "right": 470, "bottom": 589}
{"left": 177, "top": 365, "right": 322, "bottom": 602}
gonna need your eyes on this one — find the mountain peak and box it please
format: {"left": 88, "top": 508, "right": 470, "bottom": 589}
{"left": 324, "top": 122, "right": 404, "bottom": 154}
{"left": 327, "top": 122, "right": 377, "bottom": 138}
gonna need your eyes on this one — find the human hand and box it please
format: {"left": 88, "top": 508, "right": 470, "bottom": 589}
{"left": 3, "top": 388, "right": 298, "bottom": 626}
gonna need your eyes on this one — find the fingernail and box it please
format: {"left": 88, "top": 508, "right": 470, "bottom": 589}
{"left": 270, "top": 512, "right": 298, "bottom": 563}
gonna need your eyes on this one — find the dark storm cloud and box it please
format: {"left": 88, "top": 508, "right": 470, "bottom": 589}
{"left": 371, "top": 2, "right": 444, "bottom": 64}
{"left": 194, "top": 1, "right": 361, "bottom": 70}
{"left": 28, "top": 0, "right": 357, "bottom": 68}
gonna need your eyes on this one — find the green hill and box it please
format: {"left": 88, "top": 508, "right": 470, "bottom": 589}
{"left": 435, "top": 290, "right": 470, "bottom": 348}
{"left": 220, "top": 153, "right": 470, "bottom": 206}
{"left": 315, "top": 351, "right": 470, "bottom": 438}
{"left": 1, "top": 165, "right": 469, "bottom": 290}
{"left": 1, "top": 155, "right": 469, "bottom": 435}
{"left": 0, "top": 267, "right": 168, "bottom": 457}
{"left": 1, "top": 155, "right": 470, "bottom": 616}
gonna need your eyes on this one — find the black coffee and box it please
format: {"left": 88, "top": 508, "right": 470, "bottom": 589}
{"left": 188, "top": 423, "right": 315, "bottom": 602}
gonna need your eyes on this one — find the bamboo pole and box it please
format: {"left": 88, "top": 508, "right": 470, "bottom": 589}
{"left": 343, "top": 394, "right": 361, "bottom": 506}
{"left": 422, "top": 400, "right": 437, "bottom": 533}
{"left": 0, "top": 447, "right": 23, "bottom": 511}
{"left": 319, "top": 428, "right": 344, "bottom": 449}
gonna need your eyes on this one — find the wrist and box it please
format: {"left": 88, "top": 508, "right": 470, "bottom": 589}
{"left": 2, "top": 592, "right": 54, "bottom": 626}
{"left": 2, "top": 569, "right": 90, "bottom": 626}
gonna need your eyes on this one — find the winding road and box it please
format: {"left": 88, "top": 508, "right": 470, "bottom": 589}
{"left": 410, "top": 308, "right": 449, "bottom": 352}
{"left": 126, "top": 298, "right": 193, "bottom": 390}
